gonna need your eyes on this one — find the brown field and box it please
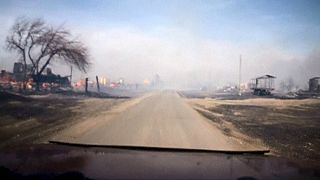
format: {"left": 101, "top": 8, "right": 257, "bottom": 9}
{"left": 1, "top": 91, "right": 319, "bottom": 170}
{"left": 187, "top": 97, "right": 320, "bottom": 169}
{"left": 0, "top": 92, "right": 126, "bottom": 149}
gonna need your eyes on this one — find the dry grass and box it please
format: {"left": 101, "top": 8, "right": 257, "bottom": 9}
{"left": 187, "top": 97, "right": 320, "bottom": 169}
{"left": 0, "top": 92, "right": 125, "bottom": 148}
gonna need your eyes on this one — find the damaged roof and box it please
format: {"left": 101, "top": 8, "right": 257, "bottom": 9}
{"left": 255, "top": 74, "right": 276, "bottom": 79}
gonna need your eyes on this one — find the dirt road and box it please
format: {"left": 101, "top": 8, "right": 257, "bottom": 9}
{"left": 54, "top": 90, "right": 265, "bottom": 151}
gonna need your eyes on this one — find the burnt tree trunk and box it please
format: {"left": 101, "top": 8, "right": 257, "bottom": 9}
{"left": 35, "top": 74, "right": 41, "bottom": 91}
{"left": 23, "top": 65, "right": 27, "bottom": 90}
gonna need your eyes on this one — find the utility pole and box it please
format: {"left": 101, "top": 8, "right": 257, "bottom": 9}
{"left": 96, "top": 75, "right": 100, "bottom": 93}
{"left": 70, "top": 66, "right": 73, "bottom": 86}
{"left": 238, "top": 55, "right": 242, "bottom": 96}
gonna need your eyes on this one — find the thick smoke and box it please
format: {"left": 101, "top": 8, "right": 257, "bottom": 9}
{"left": 0, "top": 21, "right": 319, "bottom": 90}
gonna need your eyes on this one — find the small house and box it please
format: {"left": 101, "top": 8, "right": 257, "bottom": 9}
{"left": 309, "top": 77, "right": 320, "bottom": 92}
{"left": 250, "top": 75, "right": 276, "bottom": 96}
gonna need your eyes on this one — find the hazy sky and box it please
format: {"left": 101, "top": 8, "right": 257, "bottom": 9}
{"left": 0, "top": 0, "right": 320, "bottom": 88}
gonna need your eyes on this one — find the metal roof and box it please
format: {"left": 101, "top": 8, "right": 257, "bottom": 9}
{"left": 309, "top": 77, "right": 320, "bottom": 80}
{"left": 255, "top": 74, "right": 276, "bottom": 79}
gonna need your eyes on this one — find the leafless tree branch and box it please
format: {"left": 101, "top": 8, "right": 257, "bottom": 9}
{"left": 5, "top": 17, "right": 90, "bottom": 91}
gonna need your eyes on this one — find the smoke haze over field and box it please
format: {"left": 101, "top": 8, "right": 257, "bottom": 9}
{"left": 0, "top": 0, "right": 319, "bottom": 89}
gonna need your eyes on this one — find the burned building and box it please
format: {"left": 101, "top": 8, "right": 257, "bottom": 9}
{"left": 12, "top": 62, "right": 33, "bottom": 81}
{"left": 0, "top": 70, "right": 13, "bottom": 89}
{"left": 32, "top": 72, "right": 70, "bottom": 88}
{"left": 309, "top": 77, "right": 320, "bottom": 92}
{"left": 31, "top": 68, "right": 71, "bottom": 90}
{"left": 250, "top": 75, "right": 276, "bottom": 96}
{"left": 0, "top": 70, "right": 13, "bottom": 81}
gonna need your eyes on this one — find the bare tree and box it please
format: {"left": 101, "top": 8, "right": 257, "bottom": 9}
{"left": 5, "top": 17, "right": 45, "bottom": 89}
{"left": 6, "top": 17, "right": 90, "bottom": 91}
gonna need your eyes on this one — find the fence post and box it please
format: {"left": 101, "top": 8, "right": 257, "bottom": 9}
{"left": 96, "top": 76, "right": 100, "bottom": 93}
{"left": 85, "top": 77, "right": 88, "bottom": 94}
